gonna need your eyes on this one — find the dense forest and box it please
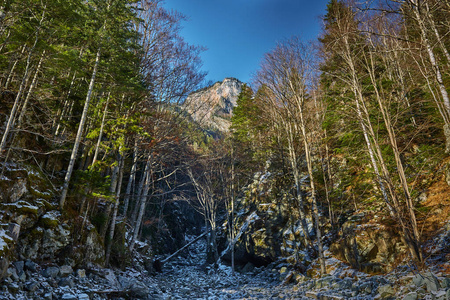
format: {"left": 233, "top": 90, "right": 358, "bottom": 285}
{"left": 0, "top": 0, "right": 450, "bottom": 299}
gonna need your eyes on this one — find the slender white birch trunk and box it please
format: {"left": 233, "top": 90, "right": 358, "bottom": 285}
{"left": 4, "top": 45, "right": 25, "bottom": 89}
{"left": 16, "top": 50, "right": 45, "bottom": 128}
{"left": 60, "top": 49, "right": 101, "bottom": 208}
{"left": 91, "top": 91, "right": 111, "bottom": 166}
{"left": 0, "top": 39, "right": 39, "bottom": 153}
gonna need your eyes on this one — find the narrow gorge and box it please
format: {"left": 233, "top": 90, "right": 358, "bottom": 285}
{"left": 1, "top": 0, "right": 450, "bottom": 299}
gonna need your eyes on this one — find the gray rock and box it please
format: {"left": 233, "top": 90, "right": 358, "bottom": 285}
{"left": 8, "top": 267, "right": 19, "bottom": 281}
{"left": 373, "top": 275, "right": 388, "bottom": 286}
{"left": 60, "top": 265, "right": 73, "bottom": 277}
{"left": 241, "top": 262, "right": 255, "bottom": 273}
{"left": 358, "top": 282, "right": 373, "bottom": 294}
{"left": 117, "top": 275, "right": 132, "bottom": 289}
{"left": 129, "top": 280, "right": 150, "bottom": 299}
{"left": 9, "top": 178, "right": 27, "bottom": 202}
{"left": 305, "top": 291, "right": 320, "bottom": 299}
{"left": 316, "top": 276, "right": 336, "bottom": 289}
{"left": 77, "top": 293, "right": 90, "bottom": 300}
{"left": 42, "top": 266, "right": 59, "bottom": 278}
{"left": 413, "top": 272, "right": 441, "bottom": 292}
{"left": 24, "top": 280, "right": 39, "bottom": 291}
{"left": 378, "top": 284, "right": 395, "bottom": 298}
{"left": 76, "top": 269, "right": 86, "bottom": 278}
{"left": 103, "top": 269, "right": 119, "bottom": 288}
{"left": 331, "top": 278, "right": 352, "bottom": 290}
{"left": 13, "top": 261, "right": 24, "bottom": 275}
{"left": 41, "top": 225, "right": 71, "bottom": 260}
{"left": 324, "top": 295, "right": 345, "bottom": 300}
{"left": 403, "top": 292, "right": 418, "bottom": 300}
{"left": 433, "top": 290, "right": 447, "bottom": 300}
{"left": 59, "top": 277, "right": 75, "bottom": 288}
{"left": 43, "top": 292, "right": 52, "bottom": 300}
{"left": 24, "top": 260, "right": 38, "bottom": 272}
{"left": 440, "top": 277, "right": 450, "bottom": 288}
{"left": 184, "top": 78, "right": 244, "bottom": 132}
{"left": 7, "top": 282, "right": 20, "bottom": 292}
{"left": 61, "top": 294, "right": 77, "bottom": 300}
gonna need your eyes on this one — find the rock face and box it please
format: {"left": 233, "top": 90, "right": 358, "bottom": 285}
{"left": 220, "top": 164, "right": 313, "bottom": 268}
{"left": 329, "top": 212, "right": 406, "bottom": 274}
{"left": 184, "top": 77, "right": 243, "bottom": 132}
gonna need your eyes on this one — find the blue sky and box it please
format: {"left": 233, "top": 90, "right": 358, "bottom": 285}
{"left": 163, "top": 0, "right": 329, "bottom": 84}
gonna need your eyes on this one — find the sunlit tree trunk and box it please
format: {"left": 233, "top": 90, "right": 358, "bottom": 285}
{"left": 16, "top": 50, "right": 45, "bottom": 128}
{"left": 0, "top": 37, "right": 39, "bottom": 154}
{"left": 405, "top": 0, "right": 450, "bottom": 151}
{"left": 284, "top": 120, "right": 312, "bottom": 248}
{"left": 4, "top": 45, "right": 25, "bottom": 89}
{"left": 92, "top": 91, "right": 111, "bottom": 166}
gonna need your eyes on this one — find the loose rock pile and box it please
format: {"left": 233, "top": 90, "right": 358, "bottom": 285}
{"left": 0, "top": 260, "right": 154, "bottom": 299}
{"left": 2, "top": 235, "right": 450, "bottom": 299}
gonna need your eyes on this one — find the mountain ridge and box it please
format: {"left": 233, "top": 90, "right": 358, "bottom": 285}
{"left": 183, "top": 77, "right": 244, "bottom": 132}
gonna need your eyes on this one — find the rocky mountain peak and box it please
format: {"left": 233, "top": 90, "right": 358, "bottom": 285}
{"left": 184, "top": 77, "right": 244, "bottom": 132}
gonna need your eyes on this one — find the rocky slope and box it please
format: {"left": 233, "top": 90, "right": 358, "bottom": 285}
{"left": 183, "top": 78, "right": 243, "bottom": 132}
{"left": 218, "top": 154, "right": 450, "bottom": 279}
{"left": 2, "top": 230, "right": 450, "bottom": 299}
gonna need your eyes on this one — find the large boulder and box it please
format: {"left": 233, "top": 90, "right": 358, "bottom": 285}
{"left": 70, "top": 223, "right": 105, "bottom": 267}
{"left": 221, "top": 169, "right": 312, "bottom": 267}
{"left": 330, "top": 212, "right": 406, "bottom": 273}
{"left": 18, "top": 224, "right": 71, "bottom": 260}
{"left": 0, "top": 228, "right": 15, "bottom": 280}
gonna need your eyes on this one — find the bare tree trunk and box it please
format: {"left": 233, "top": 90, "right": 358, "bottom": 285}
{"left": 408, "top": 0, "right": 450, "bottom": 110}
{"left": 423, "top": 1, "right": 450, "bottom": 65}
{"left": 407, "top": 0, "right": 450, "bottom": 151}
{"left": 230, "top": 146, "right": 235, "bottom": 274}
{"left": 101, "top": 156, "right": 121, "bottom": 241}
{"left": 91, "top": 92, "right": 111, "bottom": 166}
{"left": 60, "top": 49, "right": 101, "bottom": 208}
{"left": 53, "top": 69, "right": 78, "bottom": 138}
{"left": 129, "top": 161, "right": 151, "bottom": 252}
{"left": 105, "top": 153, "right": 124, "bottom": 266}
{"left": 0, "top": 39, "right": 38, "bottom": 154}
{"left": 364, "top": 48, "right": 422, "bottom": 263}
{"left": 123, "top": 139, "right": 138, "bottom": 217}
{"left": 16, "top": 50, "right": 45, "bottom": 128}
{"left": 298, "top": 111, "right": 326, "bottom": 275}
{"left": 322, "top": 130, "right": 335, "bottom": 227}
{"left": 4, "top": 45, "right": 25, "bottom": 89}
{"left": 131, "top": 156, "right": 150, "bottom": 225}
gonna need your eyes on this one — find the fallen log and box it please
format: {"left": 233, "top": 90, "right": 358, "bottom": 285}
{"left": 161, "top": 231, "right": 207, "bottom": 264}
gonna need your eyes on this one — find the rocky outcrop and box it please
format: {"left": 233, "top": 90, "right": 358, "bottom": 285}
{"left": 183, "top": 77, "right": 243, "bottom": 132}
{"left": 0, "top": 162, "right": 107, "bottom": 280}
{"left": 329, "top": 212, "right": 406, "bottom": 274}
{"left": 220, "top": 166, "right": 313, "bottom": 267}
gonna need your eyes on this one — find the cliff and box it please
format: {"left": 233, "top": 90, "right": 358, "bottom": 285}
{"left": 183, "top": 78, "right": 244, "bottom": 132}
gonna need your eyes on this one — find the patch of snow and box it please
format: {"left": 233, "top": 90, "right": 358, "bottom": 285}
{"left": 42, "top": 210, "right": 61, "bottom": 221}
{"left": 0, "top": 175, "right": 10, "bottom": 181}
{"left": 0, "top": 229, "right": 13, "bottom": 252}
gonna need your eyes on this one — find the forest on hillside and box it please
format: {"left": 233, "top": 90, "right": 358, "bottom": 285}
{"left": 0, "top": 0, "right": 450, "bottom": 298}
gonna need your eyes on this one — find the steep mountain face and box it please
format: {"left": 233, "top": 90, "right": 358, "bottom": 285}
{"left": 184, "top": 77, "right": 244, "bottom": 132}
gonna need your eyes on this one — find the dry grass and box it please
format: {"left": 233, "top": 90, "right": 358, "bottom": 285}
{"left": 417, "top": 160, "right": 450, "bottom": 242}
